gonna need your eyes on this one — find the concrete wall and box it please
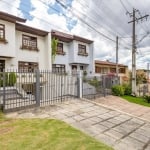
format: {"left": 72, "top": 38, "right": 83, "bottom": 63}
{"left": 0, "top": 17, "right": 51, "bottom": 70}
{"left": 0, "top": 20, "right": 16, "bottom": 57}
{"left": 15, "top": 31, "right": 51, "bottom": 70}
{"left": 54, "top": 40, "right": 94, "bottom": 76}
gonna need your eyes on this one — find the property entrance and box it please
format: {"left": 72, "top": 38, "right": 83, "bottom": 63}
{"left": 82, "top": 75, "right": 119, "bottom": 99}
{"left": 0, "top": 70, "right": 78, "bottom": 113}
{"left": 0, "top": 60, "right": 5, "bottom": 72}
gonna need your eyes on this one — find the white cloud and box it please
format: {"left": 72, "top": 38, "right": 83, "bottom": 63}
{"left": 0, "top": 0, "right": 23, "bottom": 17}
{"left": 24, "top": 0, "right": 69, "bottom": 32}
{"left": 1, "top": 0, "right": 150, "bottom": 69}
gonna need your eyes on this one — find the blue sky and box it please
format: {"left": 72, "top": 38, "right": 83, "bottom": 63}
{"left": 19, "top": 0, "right": 77, "bottom": 30}
{"left": 0, "top": 0, "right": 150, "bottom": 69}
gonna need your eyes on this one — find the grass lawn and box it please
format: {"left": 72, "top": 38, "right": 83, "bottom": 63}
{"left": 0, "top": 112, "right": 113, "bottom": 150}
{"left": 121, "top": 95, "right": 150, "bottom": 107}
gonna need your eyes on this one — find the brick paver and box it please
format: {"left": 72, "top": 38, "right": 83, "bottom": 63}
{"left": 6, "top": 99, "right": 150, "bottom": 150}
{"left": 94, "top": 95, "right": 150, "bottom": 122}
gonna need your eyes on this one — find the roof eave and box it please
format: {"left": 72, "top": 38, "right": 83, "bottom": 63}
{"left": 16, "top": 23, "right": 49, "bottom": 37}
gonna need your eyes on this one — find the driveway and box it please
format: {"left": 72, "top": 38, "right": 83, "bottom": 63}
{"left": 94, "top": 95, "right": 150, "bottom": 122}
{"left": 6, "top": 99, "right": 150, "bottom": 150}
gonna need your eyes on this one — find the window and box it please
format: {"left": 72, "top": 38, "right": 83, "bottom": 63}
{"left": 110, "top": 68, "right": 116, "bottom": 73}
{"left": 95, "top": 67, "right": 101, "bottom": 73}
{"left": 18, "top": 61, "right": 38, "bottom": 72}
{"left": 78, "top": 44, "right": 88, "bottom": 56}
{"left": 22, "top": 35, "right": 38, "bottom": 51}
{"left": 0, "top": 24, "right": 5, "bottom": 40}
{"left": 80, "top": 66, "right": 84, "bottom": 70}
{"left": 52, "top": 64, "right": 65, "bottom": 73}
{"left": 56, "top": 43, "right": 65, "bottom": 55}
{"left": 119, "top": 68, "right": 125, "bottom": 73}
{"left": 0, "top": 60, "right": 5, "bottom": 72}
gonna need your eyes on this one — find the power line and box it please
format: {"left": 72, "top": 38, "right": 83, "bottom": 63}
{"left": 55, "top": 0, "right": 116, "bottom": 43}
{"left": 120, "top": 0, "right": 130, "bottom": 14}
{"left": 1, "top": 0, "right": 73, "bottom": 33}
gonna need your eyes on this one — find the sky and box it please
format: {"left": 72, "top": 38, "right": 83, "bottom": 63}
{"left": 0, "top": 0, "right": 150, "bottom": 70}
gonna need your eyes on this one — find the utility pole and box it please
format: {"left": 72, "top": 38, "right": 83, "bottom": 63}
{"left": 147, "top": 63, "right": 149, "bottom": 82}
{"left": 116, "top": 36, "right": 119, "bottom": 79}
{"left": 128, "top": 8, "right": 149, "bottom": 96}
{"left": 147, "top": 63, "right": 150, "bottom": 93}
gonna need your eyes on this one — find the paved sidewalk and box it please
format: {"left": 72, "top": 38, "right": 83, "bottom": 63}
{"left": 6, "top": 99, "right": 150, "bottom": 150}
{"left": 94, "top": 96, "right": 150, "bottom": 122}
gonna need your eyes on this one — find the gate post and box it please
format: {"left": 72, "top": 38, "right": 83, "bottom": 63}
{"left": 35, "top": 70, "right": 40, "bottom": 107}
{"left": 102, "top": 75, "right": 106, "bottom": 97}
{"left": 77, "top": 71, "right": 83, "bottom": 98}
{"left": 2, "top": 70, "right": 6, "bottom": 111}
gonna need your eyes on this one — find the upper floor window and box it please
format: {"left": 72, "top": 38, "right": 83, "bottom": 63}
{"left": 0, "top": 24, "right": 5, "bottom": 40}
{"left": 56, "top": 42, "right": 66, "bottom": 55}
{"left": 78, "top": 44, "right": 88, "bottom": 56}
{"left": 119, "top": 68, "right": 126, "bottom": 74}
{"left": 110, "top": 68, "right": 116, "bottom": 73}
{"left": 95, "top": 67, "right": 101, "bottom": 73}
{"left": 22, "top": 35, "right": 38, "bottom": 51}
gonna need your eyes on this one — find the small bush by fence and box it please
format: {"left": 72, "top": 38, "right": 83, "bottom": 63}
{"left": 0, "top": 72, "right": 16, "bottom": 87}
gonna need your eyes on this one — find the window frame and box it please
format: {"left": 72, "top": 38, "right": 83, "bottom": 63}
{"left": 78, "top": 44, "right": 88, "bottom": 56}
{"left": 0, "top": 24, "right": 7, "bottom": 44}
{"left": 22, "top": 34, "right": 38, "bottom": 51}
{"left": 119, "top": 68, "right": 126, "bottom": 74}
{"left": 56, "top": 42, "right": 66, "bottom": 55}
{"left": 52, "top": 64, "right": 66, "bottom": 73}
{"left": 0, "top": 24, "right": 5, "bottom": 40}
{"left": 18, "top": 61, "right": 39, "bottom": 72}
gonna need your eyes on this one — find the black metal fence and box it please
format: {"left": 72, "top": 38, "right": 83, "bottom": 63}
{"left": 0, "top": 70, "right": 78, "bottom": 113}
{"left": 82, "top": 75, "right": 119, "bottom": 100}
{"left": 137, "top": 84, "right": 149, "bottom": 96}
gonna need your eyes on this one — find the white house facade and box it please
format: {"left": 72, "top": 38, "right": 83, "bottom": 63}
{"left": 0, "top": 11, "right": 94, "bottom": 75}
{"left": 51, "top": 30, "right": 94, "bottom": 76}
{"left": 0, "top": 11, "right": 51, "bottom": 72}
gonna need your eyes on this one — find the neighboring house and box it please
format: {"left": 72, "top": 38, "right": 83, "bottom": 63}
{"left": 137, "top": 69, "right": 150, "bottom": 83}
{"left": 51, "top": 30, "right": 94, "bottom": 76}
{"left": 0, "top": 11, "right": 51, "bottom": 72}
{"left": 95, "top": 60, "right": 129, "bottom": 83}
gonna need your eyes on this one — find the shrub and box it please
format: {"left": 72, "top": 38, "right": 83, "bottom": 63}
{"left": 144, "top": 95, "right": 150, "bottom": 103}
{"left": 88, "top": 77, "right": 100, "bottom": 89}
{"left": 8, "top": 72, "right": 17, "bottom": 86}
{"left": 83, "top": 70, "right": 87, "bottom": 76}
{"left": 0, "top": 72, "right": 9, "bottom": 87}
{"left": 122, "top": 84, "right": 132, "bottom": 95}
{"left": 112, "top": 85, "right": 125, "bottom": 96}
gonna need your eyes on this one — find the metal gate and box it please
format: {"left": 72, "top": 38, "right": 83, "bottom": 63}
{"left": 82, "top": 75, "right": 119, "bottom": 100}
{"left": 0, "top": 70, "right": 78, "bottom": 113}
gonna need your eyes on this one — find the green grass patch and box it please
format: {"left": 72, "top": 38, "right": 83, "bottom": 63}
{"left": 121, "top": 95, "right": 150, "bottom": 107}
{"left": 0, "top": 114, "right": 113, "bottom": 150}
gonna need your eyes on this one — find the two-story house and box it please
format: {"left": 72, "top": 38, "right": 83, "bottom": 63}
{"left": 0, "top": 11, "right": 51, "bottom": 72}
{"left": 95, "top": 60, "right": 129, "bottom": 83}
{"left": 51, "top": 30, "right": 94, "bottom": 76}
{"left": 0, "top": 11, "right": 94, "bottom": 75}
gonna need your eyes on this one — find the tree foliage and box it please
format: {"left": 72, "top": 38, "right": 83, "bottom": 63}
{"left": 136, "top": 72, "right": 147, "bottom": 85}
{"left": 51, "top": 38, "right": 58, "bottom": 63}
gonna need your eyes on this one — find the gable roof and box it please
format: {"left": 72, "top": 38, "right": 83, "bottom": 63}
{"left": 0, "top": 11, "right": 26, "bottom": 23}
{"left": 95, "top": 60, "right": 127, "bottom": 67}
{"left": 51, "top": 30, "right": 93, "bottom": 44}
{"left": 73, "top": 35, "right": 93, "bottom": 44}
{"left": 51, "top": 30, "right": 73, "bottom": 42}
{"left": 16, "top": 23, "right": 49, "bottom": 37}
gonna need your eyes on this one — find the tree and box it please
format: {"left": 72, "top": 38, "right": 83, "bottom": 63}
{"left": 51, "top": 38, "right": 58, "bottom": 63}
{"left": 136, "top": 71, "right": 147, "bottom": 85}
